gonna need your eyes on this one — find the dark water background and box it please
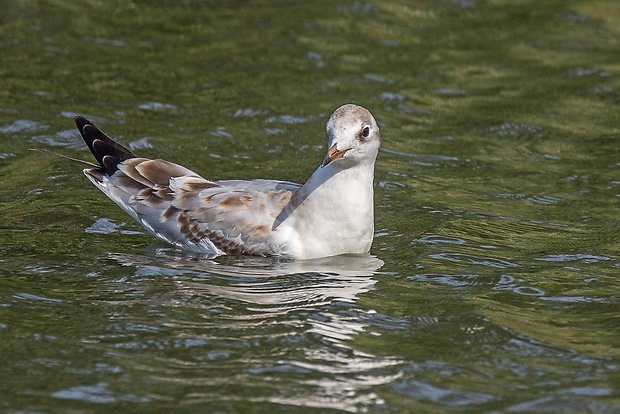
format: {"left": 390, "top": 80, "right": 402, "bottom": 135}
{"left": 1, "top": 0, "right": 618, "bottom": 412}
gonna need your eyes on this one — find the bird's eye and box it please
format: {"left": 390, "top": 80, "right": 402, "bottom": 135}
{"left": 361, "top": 126, "right": 370, "bottom": 138}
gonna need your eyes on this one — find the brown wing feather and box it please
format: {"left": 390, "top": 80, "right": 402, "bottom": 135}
{"left": 170, "top": 180, "right": 296, "bottom": 255}
{"left": 135, "top": 159, "right": 199, "bottom": 187}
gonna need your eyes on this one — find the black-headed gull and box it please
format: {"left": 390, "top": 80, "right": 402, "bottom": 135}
{"left": 74, "top": 104, "right": 381, "bottom": 260}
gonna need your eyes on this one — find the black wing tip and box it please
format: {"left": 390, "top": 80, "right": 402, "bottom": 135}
{"left": 74, "top": 115, "right": 91, "bottom": 133}
{"left": 73, "top": 115, "right": 136, "bottom": 175}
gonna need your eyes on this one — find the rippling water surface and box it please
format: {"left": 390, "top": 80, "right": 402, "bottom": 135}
{"left": 1, "top": 0, "right": 618, "bottom": 412}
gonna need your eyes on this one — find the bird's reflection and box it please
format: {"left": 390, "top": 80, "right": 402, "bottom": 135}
{"left": 110, "top": 246, "right": 383, "bottom": 335}
{"left": 108, "top": 247, "right": 402, "bottom": 411}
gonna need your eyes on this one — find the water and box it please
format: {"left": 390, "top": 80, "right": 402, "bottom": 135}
{"left": 1, "top": 0, "right": 619, "bottom": 412}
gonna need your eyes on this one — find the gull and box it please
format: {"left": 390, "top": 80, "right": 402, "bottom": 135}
{"left": 74, "top": 103, "right": 381, "bottom": 260}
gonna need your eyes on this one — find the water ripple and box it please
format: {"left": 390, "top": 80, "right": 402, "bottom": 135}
{"left": 52, "top": 382, "right": 151, "bottom": 404}
{"left": 0, "top": 119, "right": 48, "bottom": 134}
{"left": 365, "top": 73, "right": 395, "bottom": 83}
{"left": 407, "top": 273, "right": 479, "bottom": 287}
{"left": 13, "top": 292, "right": 63, "bottom": 303}
{"left": 414, "top": 234, "right": 467, "bottom": 245}
{"left": 535, "top": 254, "right": 610, "bottom": 263}
{"left": 393, "top": 380, "right": 495, "bottom": 407}
{"left": 430, "top": 253, "right": 519, "bottom": 269}
{"left": 137, "top": 102, "right": 178, "bottom": 111}
{"left": 128, "top": 137, "right": 153, "bottom": 150}
{"left": 504, "top": 395, "right": 619, "bottom": 413}
{"left": 540, "top": 296, "right": 616, "bottom": 304}
{"left": 232, "top": 108, "right": 268, "bottom": 118}
{"left": 92, "top": 37, "right": 127, "bottom": 48}
{"left": 31, "top": 128, "right": 86, "bottom": 149}
{"left": 488, "top": 122, "right": 547, "bottom": 139}
{"left": 85, "top": 218, "right": 143, "bottom": 235}
{"left": 380, "top": 147, "right": 467, "bottom": 166}
{"left": 264, "top": 114, "right": 314, "bottom": 124}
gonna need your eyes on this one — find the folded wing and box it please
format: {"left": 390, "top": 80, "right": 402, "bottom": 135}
{"left": 76, "top": 116, "right": 300, "bottom": 256}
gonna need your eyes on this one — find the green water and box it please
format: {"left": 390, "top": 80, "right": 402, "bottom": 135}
{"left": 1, "top": 0, "right": 619, "bottom": 412}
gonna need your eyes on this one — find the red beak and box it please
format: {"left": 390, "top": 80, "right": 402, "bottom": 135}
{"left": 322, "top": 143, "right": 350, "bottom": 167}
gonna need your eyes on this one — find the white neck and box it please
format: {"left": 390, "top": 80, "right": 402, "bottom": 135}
{"left": 275, "top": 160, "right": 376, "bottom": 259}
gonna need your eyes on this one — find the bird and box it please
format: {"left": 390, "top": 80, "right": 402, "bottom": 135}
{"left": 74, "top": 103, "right": 381, "bottom": 260}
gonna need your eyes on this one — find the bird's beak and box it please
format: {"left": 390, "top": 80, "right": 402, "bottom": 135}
{"left": 322, "top": 143, "right": 350, "bottom": 167}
